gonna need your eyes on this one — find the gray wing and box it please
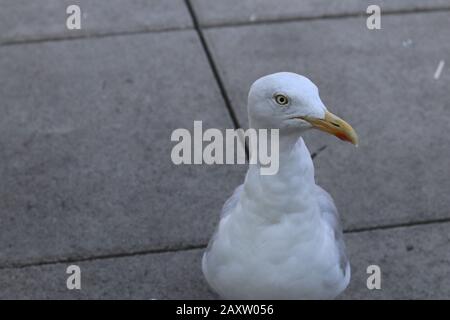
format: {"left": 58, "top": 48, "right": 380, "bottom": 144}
{"left": 315, "top": 185, "right": 349, "bottom": 276}
{"left": 204, "top": 184, "right": 243, "bottom": 256}
{"left": 220, "top": 184, "right": 244, "bottom": 219}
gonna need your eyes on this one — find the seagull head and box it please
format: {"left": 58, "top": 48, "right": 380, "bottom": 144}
{"left": 248, "top": 72, "right": 358, "bottom": 145}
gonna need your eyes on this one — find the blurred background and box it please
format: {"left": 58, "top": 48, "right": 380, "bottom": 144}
{"left": 0, "top": 0, "right": 449, "bottom": 299}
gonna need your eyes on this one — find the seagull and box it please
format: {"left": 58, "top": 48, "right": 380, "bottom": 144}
{"left": 202, "top": 72, "right": 358, "bottom": 300}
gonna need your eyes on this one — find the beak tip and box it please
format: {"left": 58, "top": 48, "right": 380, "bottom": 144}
{"left": 350, "top": 135, "right": 359, "bottom": 147}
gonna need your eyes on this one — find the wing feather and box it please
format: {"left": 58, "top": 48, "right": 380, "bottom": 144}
{"left": 315, "top": 185, "right": 349, "bottom": 276}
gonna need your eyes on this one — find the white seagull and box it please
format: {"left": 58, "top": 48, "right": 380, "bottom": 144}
{"left": 202, "top": 72, "right": 358, "bottom": 300}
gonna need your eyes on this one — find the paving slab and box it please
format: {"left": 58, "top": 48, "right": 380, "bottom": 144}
{"left": 341, "top": 222, "right": 450, "bottom": 299}
{"left": 1, "top": 221, "right": 449, "bottom": 299}
{"left": 0, "top": 249, "right": 214, "bottom": 299}
{"left": 191, "top": 0, "right": 450, "bottom": 26}
{"left": 0, "top": 0, "right": 192, "bottom": 44}
{"left": 0, "top": 31, "right": 245, "bottom": 267}
{"left": 204, "top": 12, "right": 450, "bottom": 230}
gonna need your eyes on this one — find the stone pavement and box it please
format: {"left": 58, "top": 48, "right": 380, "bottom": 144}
{"left": 0, "top": 0, "right": 449, "bottom": 299}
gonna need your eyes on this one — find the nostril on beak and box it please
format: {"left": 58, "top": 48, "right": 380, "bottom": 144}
{"left": 331, "top": 122, "right": 340, "bottom": 127}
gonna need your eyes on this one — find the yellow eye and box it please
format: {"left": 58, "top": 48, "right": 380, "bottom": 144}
{"left": 274, "top": 94, "right": 289, "bottom": 106}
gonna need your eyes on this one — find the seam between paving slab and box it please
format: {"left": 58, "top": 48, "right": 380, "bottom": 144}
{"left": 0, "top": 243, "right": 207, "bottom": 271}
{"left": 2, "top": 217, "right": 450, "bottom": 271}
{"left": 184, "top": 0, "right": 241, "bottom": 130}
{"left": 199, "top": 5, "right": 450, "bottom": 29}
{"left": 345, "top": 217, "right": 450, "bottom": 233}
{"left": 0, "top": 25, "right": 193, "bottom": 47}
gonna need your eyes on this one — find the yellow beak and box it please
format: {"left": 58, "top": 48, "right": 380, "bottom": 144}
{"left": 300, "top": 111, "right": 359, "bottom": 146}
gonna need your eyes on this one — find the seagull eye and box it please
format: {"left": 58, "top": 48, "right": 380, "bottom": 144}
{"left": 274, "top": 94, "right": 289, "bottom": 106}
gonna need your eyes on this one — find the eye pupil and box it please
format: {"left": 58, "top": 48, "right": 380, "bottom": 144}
{"left": 275, "top": 94, "right": 288, "bottom": 105}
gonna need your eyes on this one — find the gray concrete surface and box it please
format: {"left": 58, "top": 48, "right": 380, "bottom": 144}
{"left": 0, "top": 0, "right": 192, "bottom": 44}
{"left": 0, "top": 31, "right": 244, "bottom": 267}
{"left": 342, "top": 222, "right": 450, "bottom": 299}
{"left": 191, "top": 0, "right": 450, "bottom": 26}
{"left": 0, "top": 0, "right": 449, "bottom": 299}
{"left": 2, "top": 221, "right": 449, "bottom": 299}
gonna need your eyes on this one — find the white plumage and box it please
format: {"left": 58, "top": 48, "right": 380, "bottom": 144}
{"left": 202, "top": 73, "right": 358, "bottom": 299}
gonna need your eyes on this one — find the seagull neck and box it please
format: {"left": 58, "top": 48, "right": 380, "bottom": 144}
{"left": 242, "top": 133, "right": 317, "bottom": 220}
{"left": 278, "top": 131, "right": 305, "bottom": 156}
{"left": 269, "top": 133, "right": 315, "bottom": 181}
